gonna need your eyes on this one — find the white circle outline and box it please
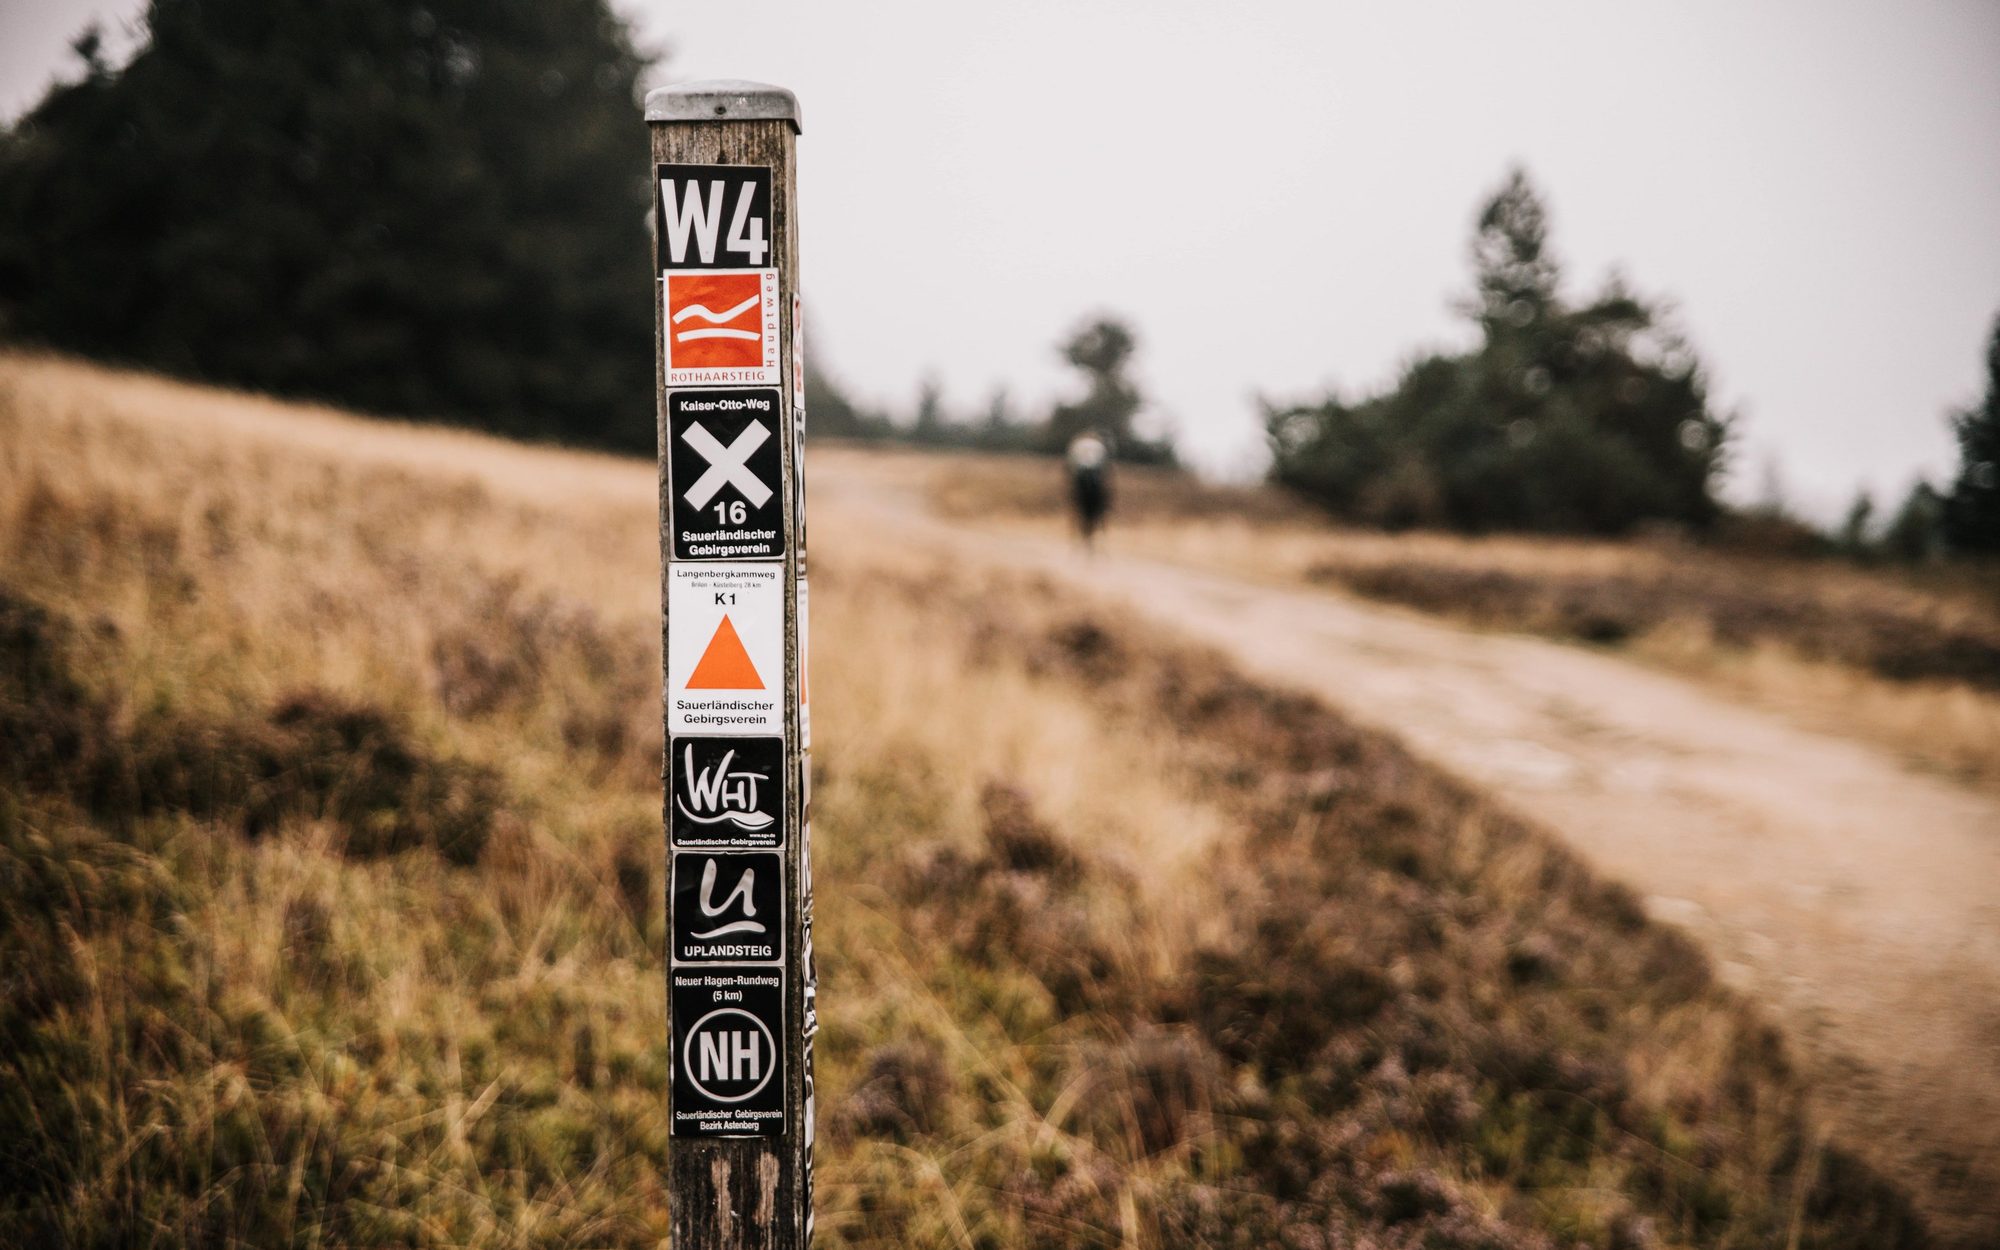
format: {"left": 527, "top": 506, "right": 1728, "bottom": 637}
{"left": 681, "top": 1007, "right": 779, "bottom": 1103}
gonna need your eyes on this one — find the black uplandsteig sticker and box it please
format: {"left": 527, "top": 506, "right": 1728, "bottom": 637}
{"left": 671, "top": 735, "right": 784, "bottom": 848}
{"left": 669, "top": 389, "right": 786, "bottom": 560}
{"left": 672, "top": 851, "right": 783, "bottom": 965}
{"left": 672, "top": 968, "right": 785, "bottom": 1137}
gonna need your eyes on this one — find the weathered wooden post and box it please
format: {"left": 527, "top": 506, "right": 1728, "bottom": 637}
{"left": 648, "top": 80, "right": 814, "bottom": 1249}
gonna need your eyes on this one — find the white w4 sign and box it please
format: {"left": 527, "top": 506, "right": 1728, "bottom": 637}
{"left": 657, "top": 166, "right": 772, "bottom": 269}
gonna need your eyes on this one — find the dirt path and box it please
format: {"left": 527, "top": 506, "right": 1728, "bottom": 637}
{"left": 18, "top": 350, "right": 1992, "bottom": 1239}
{"left": 815, "top": 451, "right": 2000, "bottom": 1243}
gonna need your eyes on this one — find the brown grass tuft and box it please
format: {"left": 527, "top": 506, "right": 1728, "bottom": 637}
{"left": 0, "top": 582, "right": 498, "bottom": 861}
{"left": 0, "top": 354, "right": 1946, "bottom": 1247}
{"left": 1312, "top": 558, "right": 2000, "bottom": 689}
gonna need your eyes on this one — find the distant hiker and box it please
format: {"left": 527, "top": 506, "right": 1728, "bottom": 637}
{"left": 1067, "top": 432, "right": 1111, "bottom": 548}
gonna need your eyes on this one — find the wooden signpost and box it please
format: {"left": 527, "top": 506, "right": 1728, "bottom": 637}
{"left": 648, "top": 80, "right": 813, "bottom": 1249}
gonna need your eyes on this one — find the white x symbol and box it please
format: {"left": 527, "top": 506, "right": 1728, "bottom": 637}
{"left": 681, "top": 420, "right": 773, "bottom": 509}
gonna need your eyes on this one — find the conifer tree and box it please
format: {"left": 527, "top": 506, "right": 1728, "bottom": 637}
{"left": 1943, "top": 313, "right": 2000, "bottom": 552}
{"left": 1044, "top": 316, "right": 1172, "bottom": 464}
{"left": 0, "top": 0, "right": 656, "bottom": 450}
{"left": 1267, "top": 168, "right": 1727, "bottom": 534}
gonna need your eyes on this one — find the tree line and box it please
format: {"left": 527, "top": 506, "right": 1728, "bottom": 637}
{"left": 0, "top": 0, "right": 1174, "bottom": 467}
{"left": 1, "top": 0, "right": 658, "bottom": 452}
{"left": 806, "top": 314, "right": 1175, "bottom": 465}
{"left": 1266, "top": 171, "right": 1724, "bottom": 536}
{"left": 3, "top": 2, "right": 1992, "bottom": 549}
{"left": 1263, "top": 169, "right": 2000, "bottom": 554}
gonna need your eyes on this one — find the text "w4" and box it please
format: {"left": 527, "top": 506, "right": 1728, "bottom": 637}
{"left": 658, "top": 164, "right": 772, "bottom": 269}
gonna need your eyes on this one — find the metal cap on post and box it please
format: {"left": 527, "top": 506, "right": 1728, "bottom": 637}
{"left": 646, "top": 80, "right": 803, "bottom": 132}
{"left": 651, "top": 79, "right": 814, "bottom": 1250}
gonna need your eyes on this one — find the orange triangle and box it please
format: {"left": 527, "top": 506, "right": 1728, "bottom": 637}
{"left": 687, "top": 615, "right": 765, "bottom": 689}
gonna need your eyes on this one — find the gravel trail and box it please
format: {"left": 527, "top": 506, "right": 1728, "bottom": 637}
{"left": 818, "top": 451, "right": 2000, "bottom": 1244}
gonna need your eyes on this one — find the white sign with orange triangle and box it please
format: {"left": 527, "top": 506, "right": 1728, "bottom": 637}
{"left": 668, "top": 563, "right": 786, "bottom": 735}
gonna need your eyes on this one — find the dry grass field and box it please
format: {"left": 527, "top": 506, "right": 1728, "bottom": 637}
{"left": 922, "top": 455, "right": 2000, "bottom": 790}
{"left": 0, "top": 354, "right": 1940, "bottom": 1247}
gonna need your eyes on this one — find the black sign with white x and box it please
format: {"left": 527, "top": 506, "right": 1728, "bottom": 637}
{"left": 668, "top": 388, "right": 786, "bottom": 560}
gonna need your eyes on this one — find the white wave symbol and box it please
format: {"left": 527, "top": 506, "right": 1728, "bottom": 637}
{"left": 676, "top": 796, "right": 776, "bottom": 830}
{"left": 691, "top": 919, "right": 767, "bottom": 938}
{"left": 674, "top": 293, "right": 761, "bottom": 343}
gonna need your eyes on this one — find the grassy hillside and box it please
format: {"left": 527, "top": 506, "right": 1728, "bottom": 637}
{"left": 920, "top": 453, "right": 2000, "bottom": 790}
{"left": 0, "top": 354, "right": 1928, "bottom": 1247}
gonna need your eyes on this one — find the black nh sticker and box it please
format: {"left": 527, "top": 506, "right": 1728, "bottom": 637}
{"left": 671, "top": 969, "right": 785, "bottom": 1137}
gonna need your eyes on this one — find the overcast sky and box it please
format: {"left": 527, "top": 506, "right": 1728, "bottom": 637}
{"left": 6, "top": 2, "right": 1998, "bottom": 514}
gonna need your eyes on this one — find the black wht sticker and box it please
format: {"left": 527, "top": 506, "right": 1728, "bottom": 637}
{"left": 671, "top": 735, "right": 784, "bottom": 848}
{"left": 668, "top": 389, "right": 785, "bottom": 560}
{"left": 668, "top": 563, "right": 784, "bottom": 734}
{"left": 672, "top": 851, "right": 783, "bottom": 964}
{"left": 672, "top": 968, "right": 785, "bottom": 1137}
